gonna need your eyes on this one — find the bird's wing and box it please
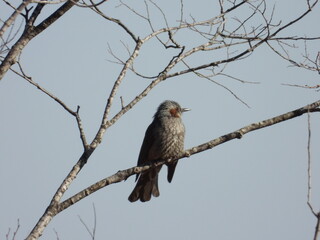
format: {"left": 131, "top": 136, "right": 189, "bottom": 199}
{"left": 135, "top": 121, "right": 157, "bottom": 181}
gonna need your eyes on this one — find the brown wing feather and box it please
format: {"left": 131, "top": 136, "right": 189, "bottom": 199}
{"left": 129, "top": 120, "right": 162, "bottom": 202}
{"left": 135, "top": 120, "right": 156, "bottom": 181}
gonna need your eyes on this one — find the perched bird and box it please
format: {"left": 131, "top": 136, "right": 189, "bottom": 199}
{"left": 128, "top": 100, "right": 190, "bottom": 202}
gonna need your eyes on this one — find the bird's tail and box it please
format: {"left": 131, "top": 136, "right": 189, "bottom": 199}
{"left": 167, "top": 160, "right": 178, "bottom": 183}
{"left": 128, "top": 167, "right": 161, "bottom": 202}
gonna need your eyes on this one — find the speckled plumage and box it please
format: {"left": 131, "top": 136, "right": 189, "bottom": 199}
{"left": 128, "top": 100, "right": 189, "bottom": 202}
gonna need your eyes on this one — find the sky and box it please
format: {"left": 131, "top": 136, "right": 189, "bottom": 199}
{"left": 1, "top": 0, "right": 320, "bottom": 239}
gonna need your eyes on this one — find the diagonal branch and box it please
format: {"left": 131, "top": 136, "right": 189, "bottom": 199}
{"left": 32, "top": 0, "right": 79, "bottom": 35}
{"left": 90, "top": 39, "right": 143, "bottom": 148}
{"left": 56, "top": 99, "right": 320, "bottom": 212}
{"left": 0, "top": 0, "right": 80, "bottom": 81}
{"left": 0, "top": 0, "right": 32, "bottom": 39}
{"left": 76, "top": 106, "right": 89, "bottom": 150}
{"left": 12, "top": 65, "right": 76, "bottom": 116}
{"left": 11, "top": 60, "right": 89, "bottom": 149}
{"left": 88, "top": 0, "right": 138, "bottom": 43}
{"left": 314, "top": 214, "right": 320, "bottom": 240}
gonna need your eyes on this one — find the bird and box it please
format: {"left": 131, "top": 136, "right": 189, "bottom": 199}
{"left": 128, "top": 100, "right": 190, "bottom": 202}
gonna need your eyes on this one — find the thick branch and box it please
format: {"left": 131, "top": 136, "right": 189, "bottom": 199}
{"left": 32, "top": 0, "right": 79, "bottom": 35}
{"left": 25, "top": 151, "right": 93, "bottom": 240}
{"left": 0, "top": 0, "right": 79, "bottom": 81}
{"left": 56, "top": 99, "right": 320, "bottom": 212}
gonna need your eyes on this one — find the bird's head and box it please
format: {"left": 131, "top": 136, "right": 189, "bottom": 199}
{"left": 154, "top": 100, "right": 190, "bottom": 119}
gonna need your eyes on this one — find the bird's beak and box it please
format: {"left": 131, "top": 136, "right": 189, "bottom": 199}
{"left": 182, "top": 108, "right": 191, "bottom": 112}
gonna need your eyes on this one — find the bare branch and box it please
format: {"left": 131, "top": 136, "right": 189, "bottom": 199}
{"left": 11, "top": 57, "right": 90, "bottom": 150}
{"left": 11, "top": 65, "right": 89, "bottom": 149}
{"left": 76, "top": 106, "right": 89, "bottom": 150}
{"left": 91, "top": 39, "right": 143, "bottom": 148}
{"left": 30, "top": 0, "right": 67, "bottom": 3}
{"left": 11, "top": 65, "right": 76, "bottom": 116}
{"left": 26, "top": 152, "right": 91, "bottom": 240}
{"left": 27, "top": 37, "right": 144, "bottom": 240}
{"left": 0, "top": 0, "right": 80, "bottom": 81}
{"left": 0, "top": 0, "right": 32, "bottom": 39}
{"left": 88, "top": 1, "right": 138, "bottom": 42}
{"left": 78, "top": 203, "right": 97, "bottom": 240}
{"left": 269, "top": 0, "right": 319, "bottom": 38}
{"left": 217, "top": 73, "right": 260, "bottom": 84}
{"left": 282, "top": 83, "right": 320, "bottom": 90}
{"left": 267, "top": 40, "right": 320, "bottom": 73}
{"left": 12, "top": 219, "right": 20, "bottom": 240}
{"left": 6, "top": 219, "right": 20, "bottom": 240}
{"left": 314, "top": 215, "right": 320, "bottom": 240}
{"left": 53, "top": 228, "right": 60, "bottom": 240}
{"left": 57, "top": 99, "right": 320, "bottom": 212}
{"left": 306, "top": 112, "right": 317, "bottom": 216}
{"left": 71, "top": 0, "right": 107, "bottom": 8}
{"left": 119, "top": 0, "right": 148, "bottom": 21}
{"left": 181, "top": 59, "right": 251, "bottom": 107}
{"left": 144, "top": 0, "right": 175, "bottom": 48}
{"left": 0, "top": 20, "right": 24, "bottom": 55}
{"left": 306, "top": 112, "right": 320, "bottom": 240}
{"left": 107, "top": 43, "right": 125, "bottom": 65}
{"left": 105, "top": 45, "right": 186, "bottom": 126}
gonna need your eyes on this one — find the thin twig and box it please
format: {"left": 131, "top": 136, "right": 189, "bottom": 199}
{"left": 6, "top": 219, "right": 20, "bottom": 240}
{"left": 12, "top": 219, "right": 20, "bottom": 240}
{"left": 78, "top": 203, "right": 97, "bottom": 240}
{"left": 181, "top": 59, "right": 250, "bottom": 107}
{"left": 282, "top": 83, "right": 320, "bottom": 90}
{"left": 11, "top": 66, "right": 76, "bottom": 116}
{"left": 88, "top": 0, "right": 138, "bottom": 42}
{"left": 53, "top": 228, "right": 60, "bottom": 240}
{"left": 217, "top": 73, "right": 260, "bottom": 84}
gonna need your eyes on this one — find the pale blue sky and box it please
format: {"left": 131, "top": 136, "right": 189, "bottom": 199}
{"left": 1, "top": 0, "right": 320, "bottom": 239}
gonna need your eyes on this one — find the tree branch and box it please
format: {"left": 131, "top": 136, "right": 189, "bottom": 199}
{"left": 12, "top": 64, "right": 76, "bottom": 116}
{"left": 314, "top": 214, "right": 320, "bottom": 240}
{"left": 0, "top": 0, "right": 80, "bottom": 81}
{"left": 90, "top": 39, "right": 143, "bottom": 148}
{"left": 56, "top": 99, "right": 320, "bottom": 212}
{"left": 88, "top": 1, "right": 138, "bottom": 43}
{"left": 306, "top": 112, "right": 320, "bottom": 240}
{"left": 0, "top": 0, "right": 32, "bottom": 39}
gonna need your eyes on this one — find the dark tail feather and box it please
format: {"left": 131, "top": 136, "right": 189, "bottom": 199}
{"left": 167, "top": 161, "right": 178, "bottom": 183}
{"left": 128, "top": 168, "right": 160, "bottom": 202}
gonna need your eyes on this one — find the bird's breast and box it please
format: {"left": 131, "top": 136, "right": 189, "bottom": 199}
{"left": 155, "top": 118, "right": 185, "bottom": 158}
